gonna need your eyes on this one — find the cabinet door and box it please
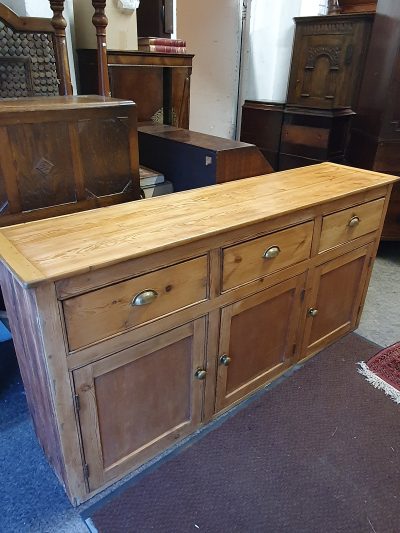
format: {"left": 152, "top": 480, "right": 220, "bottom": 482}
{"left": 215, "top": 274, "right": 306, "bottom": 413}
{"left": 302, "top": 244, "right": 373, "bottom": 358}
{"left": 73, "top": 318, "right": 206, "bottom": 492}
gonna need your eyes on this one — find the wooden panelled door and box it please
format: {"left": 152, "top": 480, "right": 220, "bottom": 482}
{"left": 302, "top": 244, "right": 373, "bottom": 358}
{"left": 73, "top": 318, "right": 206, "bottom": 491}
{"left": 215, "top": 274, "right": 306, "bottom": 412}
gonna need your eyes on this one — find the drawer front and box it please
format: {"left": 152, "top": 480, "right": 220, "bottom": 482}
{"left": 319, "top": 198, "right": 385, "bottom": 252}
{"left": 63, "top": 256, "right": 208, "bottom": 351}
{"left": 222, "top": 221, "right": 313, "bottom": 291}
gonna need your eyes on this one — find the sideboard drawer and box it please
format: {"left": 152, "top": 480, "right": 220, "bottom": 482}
{"left": 222, "top": 221, "right": 313, "bottom": 291}
{"left": 319, "top": 198, "right": 385, "bottom": 253}
{"left": 63, "top": 256, "right": 208, "bottom": 351}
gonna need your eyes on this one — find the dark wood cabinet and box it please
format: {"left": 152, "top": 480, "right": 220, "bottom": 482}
{"left": 287, "top": 13, "right": 374, "bottom": 110}
{"left": 0, "top": 95, "right": 140, "bottom": 226}
{"left": 240, "top": 13, "right": 373, "bottom": 172}
{"left": 78, "top": 49, "right": 193, "bottom": 129}
{"left": 279, "top": 106, "right": 354, "bottom": 169}
{"left": 347, "top": 0, "right": 400, "bottom": 239}
{"left": 240, "top": 101, "right": 284, "bottom": 170}
{"left": 138, "top": 124, "right": 272, "bottom": 191}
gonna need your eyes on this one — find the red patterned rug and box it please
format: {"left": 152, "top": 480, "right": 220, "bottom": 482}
{"left": 358, "top": 341, "right": 400, "bottom": 404}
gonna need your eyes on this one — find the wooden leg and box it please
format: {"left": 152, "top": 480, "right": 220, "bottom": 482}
{"left": 92, "top": 0, "right": 111, "bottom": 97}
{"left": 49, "top": 0, "right": 73, "bottom": 95}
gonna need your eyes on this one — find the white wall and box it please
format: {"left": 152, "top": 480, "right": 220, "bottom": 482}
{"left": 241, "top": 0, "right": 321, "bottom": 104}
{"left": 2, "top": 0, "right": 77, "bottom": 93}
{"left": 176, "top": 0, "right": 242, "bottom": 139}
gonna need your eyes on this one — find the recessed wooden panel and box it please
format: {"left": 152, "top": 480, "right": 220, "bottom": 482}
{"left": 319, "top": 198, "right": 385, "bottom": 252}
{"left": 8, "top": 121, "right": 76, "bottom": 211}
{"left": 63, "top": 256, "right": 208, "bottom": 351}
{"left": 222, "top": 222, "right": 313, "bottom": 291}
{"left": 226, "top": 290, "right": 295, "bottom": 394}
{"left": 74, "top": 319, "right": 206, "bottom": 491}
{"left": 78, "top": 117, "right": 132, "bottom": 197}
{"left": 96, "top": 336, "right": 192, "bottom": 468}
{"left": 110, "top": 66, "right": 163, "bottom": 122}
{"left": 303, "top": 245, "right": 372, "bottom": 356}
{"left": 216, "top": 274, "right": 305, "bottom": 412}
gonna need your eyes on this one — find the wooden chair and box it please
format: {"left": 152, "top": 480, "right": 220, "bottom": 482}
{"left": 0, "top": 1, "right": 72, "bottom": 98}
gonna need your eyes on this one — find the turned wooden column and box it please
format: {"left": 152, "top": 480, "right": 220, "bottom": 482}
{"left": 92, "top": 0, "right": 111, "bottom": 97}
{"left": 49, "top": 0, "right": 73, "bottom": 95}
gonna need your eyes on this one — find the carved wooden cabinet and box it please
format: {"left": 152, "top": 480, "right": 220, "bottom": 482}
{"left": 287, "top": 13, "right": 374, "bottom": 110}
{"left": 0, "top": 163, "right": 397, "bottom": 505}
{"left": 0, "top": 95, "right": 140, "bottom": 226}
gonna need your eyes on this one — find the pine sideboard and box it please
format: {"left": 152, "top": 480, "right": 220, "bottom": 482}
{"left": 0, "top": 163, "right": 397, "bottom": 505}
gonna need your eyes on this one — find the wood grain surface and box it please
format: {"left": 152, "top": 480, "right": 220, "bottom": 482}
{"left": 0, "top": 163, "right": 398, "bottom": 286}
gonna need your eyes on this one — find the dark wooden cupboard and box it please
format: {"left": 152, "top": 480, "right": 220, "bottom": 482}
{"left": 240, "top": 13, "right": 373, "bottom": 172}
{"left": 287, "top": 13, "right": 374, "bottom": 110}
{"left": 347, "top": 0, "right": 400, "bottom": 239}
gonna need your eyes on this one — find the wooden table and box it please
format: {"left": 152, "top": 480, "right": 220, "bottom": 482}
{"left": 0, "top": 163, "right": 397, "bottom": 505}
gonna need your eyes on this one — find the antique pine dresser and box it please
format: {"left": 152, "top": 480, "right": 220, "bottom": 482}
{"left": 0, "top": 162, "right": 397, "bottom": 505}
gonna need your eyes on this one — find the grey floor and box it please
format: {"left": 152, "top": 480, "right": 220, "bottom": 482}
{"left": 0, "top": 241, "right": 398, "bottom": 533}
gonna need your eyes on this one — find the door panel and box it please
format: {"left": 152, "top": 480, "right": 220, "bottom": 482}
{"left": 303, "top": 244, "right": 373, "bottom": 357}
{"left": 74, "top": 318, "right": 206, "bottom": 491}
{"left": 215, "top": 274, "right": 306, "bottom": 412}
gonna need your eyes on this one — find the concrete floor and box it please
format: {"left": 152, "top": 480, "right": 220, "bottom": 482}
{"left": 357, "top": 241, "right": 400, "bottom": 347}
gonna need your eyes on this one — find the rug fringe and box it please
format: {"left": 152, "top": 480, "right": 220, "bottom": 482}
{"left": 357, "top": 362, "right": 400, "bottom": 405}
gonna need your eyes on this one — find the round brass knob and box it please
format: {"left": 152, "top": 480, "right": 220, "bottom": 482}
{"left": 308, "top": 307, "right": 318, "bottom": 317}
{"left": 194, "top": 368, "right": 207, "bottom": 380}
{"left": 263, "top": 245, "right": 281, "bottom": 259}
{"left": 131, "top": 289, "right": 158, "bottom": 306}
{"left": 348, "top": 216, "right": 360, "bottom": 228}
{"left": 219, "top": 354, "right": 231, "bottom": 366}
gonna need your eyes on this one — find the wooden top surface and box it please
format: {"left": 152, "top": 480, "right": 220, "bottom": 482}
{"left": 0, "top": 163, "right": 398, "bottom": 287}
{"left": 0, "top": 96, "right": 134, "bottom": 113}
{"left": 138, "top": 124, "right": 253, "bottom": 151}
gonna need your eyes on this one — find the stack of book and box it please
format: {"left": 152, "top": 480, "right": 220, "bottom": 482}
{"left": 138, "top": 37, "right": 187, "bottom": 54}
{"left": 139, "top": 165, "right": 173, "bottom": 198}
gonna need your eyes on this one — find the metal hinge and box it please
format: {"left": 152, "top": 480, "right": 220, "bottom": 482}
{"left": 74, "top": 394, "right": 80, "bottom": 412}
{"left": 83, "top": 463, "right": 89, "bottom": 480}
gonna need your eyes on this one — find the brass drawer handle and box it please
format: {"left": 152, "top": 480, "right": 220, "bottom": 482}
{"left": 308, "top": 307, "right": 318, "bottom": 317}
{"left": 263, "top": 245, "right": 280, "bottom": 259}
{"left": 131, "top": 289, "right": 158, "bottom": 306}
{"left": 348, "top": 216, "right": 360, "bottom": 228}
{"left": 194, "top": 368, "right": 207, "bottom": 380}
{"left": 219, "top": 354, "right": 231, "bottom": 366}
